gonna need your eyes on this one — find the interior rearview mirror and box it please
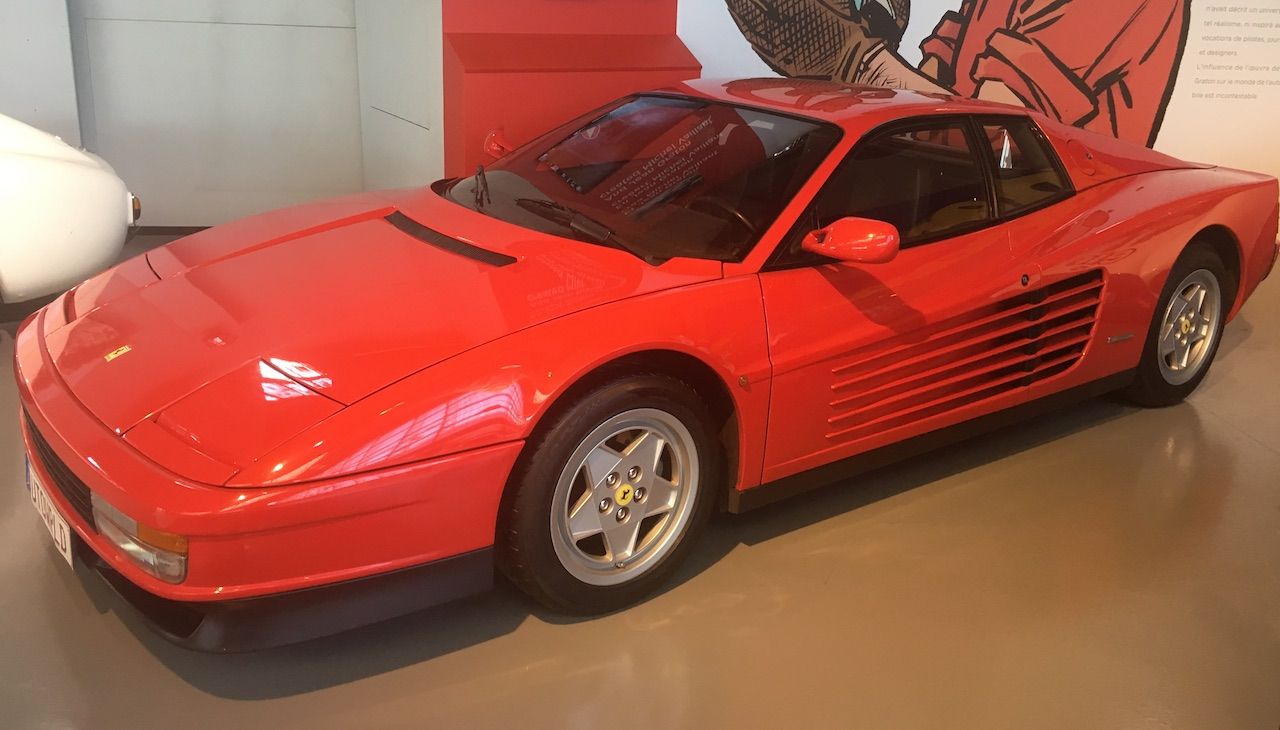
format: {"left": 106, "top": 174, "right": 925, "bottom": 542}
{"left": 801, "top": 216, "right": 900, "bottom": 264}
{"left": 483, "top": 128, "right": 514, "bottom": 160}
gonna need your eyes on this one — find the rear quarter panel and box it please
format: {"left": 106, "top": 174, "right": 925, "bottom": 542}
{"left": 1006, "top": 164, "right": 1278, "bottom": 394}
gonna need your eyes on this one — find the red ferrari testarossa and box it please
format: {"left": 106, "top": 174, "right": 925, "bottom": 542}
{"left": 17, "top": 79, "right": 1278, "bottom": 650}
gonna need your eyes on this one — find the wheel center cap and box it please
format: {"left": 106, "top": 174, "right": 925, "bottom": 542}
{"left": 615, "top": 484, "right": 635, "bottom": 506}
{"left": 1180, "top": 320, "right": 1191, "bottom": 334}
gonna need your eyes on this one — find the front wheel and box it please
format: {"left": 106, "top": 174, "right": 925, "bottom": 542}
{"left": 499, "top": 374, "right": 718, "bottom": 614}
{"left": 1124, "top": 244, "right": 1233, "bottom": 407}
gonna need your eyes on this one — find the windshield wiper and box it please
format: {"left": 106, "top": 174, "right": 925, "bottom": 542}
{"left": 633, "top": 173, "right": 702, "bottom": 218}
{"left": 514, "top": 197, "right": 652, "bottom": 262}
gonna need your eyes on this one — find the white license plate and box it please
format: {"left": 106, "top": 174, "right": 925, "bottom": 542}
{"left": 27, "top": 457, "right": 73, "bottom": 567}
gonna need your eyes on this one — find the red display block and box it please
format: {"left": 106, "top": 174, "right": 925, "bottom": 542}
{"left": 442, "top": 0, "right": 699, "bottom": 175}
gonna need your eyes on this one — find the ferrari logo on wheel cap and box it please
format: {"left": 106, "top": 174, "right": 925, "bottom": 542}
{"left": 614, "top": 484, "right": 634, "bottom": 506}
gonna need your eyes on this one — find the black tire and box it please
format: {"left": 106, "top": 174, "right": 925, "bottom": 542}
{"left": 1123, "top": 243, "right": 1234, "bottom": 407}
{"left": 498, "top": 373, "right": 719, "bottom": 614}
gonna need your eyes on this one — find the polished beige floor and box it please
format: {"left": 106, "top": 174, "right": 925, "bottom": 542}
{"left": 2, "top": 262, "right": 1277, "bottom": 729}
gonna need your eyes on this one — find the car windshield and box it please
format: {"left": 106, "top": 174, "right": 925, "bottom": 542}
{"left": 444, "top": 95, "right": 841, "bottom": 264}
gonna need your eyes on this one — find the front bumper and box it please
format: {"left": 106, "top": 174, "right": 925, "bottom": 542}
{"left": 16, "top": 307, "right": 523, "bottom": 649}
{"left": 77, "top": 536, "right": 492, "bottom": 652}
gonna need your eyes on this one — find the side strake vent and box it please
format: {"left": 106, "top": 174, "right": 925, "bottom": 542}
{"left": 826, "top": 270, "right": 1105, "bottom": 444}
{"left": 385, "top": 211, "right": 516, "bottom": 267}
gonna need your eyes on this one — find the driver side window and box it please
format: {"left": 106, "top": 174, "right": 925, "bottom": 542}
{"left": 815, "top": 120, "right": 992, "bottom": 242}
{"left": 770, "top": 118, "right": 994, "bottom": 268}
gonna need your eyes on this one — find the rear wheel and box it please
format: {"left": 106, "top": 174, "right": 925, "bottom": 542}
{"left": 1124, "top": 244, "right": 1233, "bottom": 406}
{"left": 499, "top": 374, "right": 718, "bottom": 613}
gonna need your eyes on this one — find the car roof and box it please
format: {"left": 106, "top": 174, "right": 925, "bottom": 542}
{"left": 659, "top": 77, "right": 1035, "bottom": 131}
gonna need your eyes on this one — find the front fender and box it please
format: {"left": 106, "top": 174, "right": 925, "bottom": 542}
{"left": 229, "top": 275, "right": 772, "bottom": 489}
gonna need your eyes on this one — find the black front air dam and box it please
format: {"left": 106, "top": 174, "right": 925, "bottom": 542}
{"left": 77, "top": 540, "right": 494, "bottom": 653}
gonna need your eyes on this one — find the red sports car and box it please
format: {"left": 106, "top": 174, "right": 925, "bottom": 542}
{"left": 17, "top": 79, "right": 1278, "bottom": 651}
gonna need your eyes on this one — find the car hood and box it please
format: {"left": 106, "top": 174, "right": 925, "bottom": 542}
{"left": 45, "top": 188, "right": 720, "bottom": 477}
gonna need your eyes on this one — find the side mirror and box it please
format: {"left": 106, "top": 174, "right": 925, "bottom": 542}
{"left": 801, "top": 216, "right": 899, "bottom": 264}
{"left": 483, "top": 127, "right": 514, "bottom": 160}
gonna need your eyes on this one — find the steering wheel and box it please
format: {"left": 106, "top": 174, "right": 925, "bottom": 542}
{"left": 688, "top": 196, "right": 757, "bottom": 234}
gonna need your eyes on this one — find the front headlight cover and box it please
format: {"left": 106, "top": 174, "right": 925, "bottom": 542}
{"left": 90, "top": 493, "right": 188, "bottom": 584}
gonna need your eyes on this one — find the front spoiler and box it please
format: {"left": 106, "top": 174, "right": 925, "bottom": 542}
{"left": 76, "top": 537, "right": 493, "bottom": 653}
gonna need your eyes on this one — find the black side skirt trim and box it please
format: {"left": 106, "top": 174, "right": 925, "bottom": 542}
{"left": 385, "top": 211, "right": 517, "bottom": 266}
{"left": 728, "top": 370, "right": 1136, "bottom": 513}
{"left": 80, "top": 543, "right": 494, "bottom": 653}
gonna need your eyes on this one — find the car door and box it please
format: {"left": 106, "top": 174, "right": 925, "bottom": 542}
{"left": 757, "top": 115, "right": 1086, "bottom": 485}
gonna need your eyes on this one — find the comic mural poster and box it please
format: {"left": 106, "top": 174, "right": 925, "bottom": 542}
{"left": 718, "top": 0, "right": 1192, "bottom": 148}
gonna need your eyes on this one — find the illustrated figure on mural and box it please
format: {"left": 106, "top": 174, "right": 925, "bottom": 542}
{"left": 725, "top": 0, "right": 1192, "bottom": 147}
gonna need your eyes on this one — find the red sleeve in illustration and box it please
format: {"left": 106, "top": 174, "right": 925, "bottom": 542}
{"left": 919, "top": 3, "right": 971, "bottom": 83}
{"left": 971, "top": 29, "right": 1099, "bottom": 127}
{"left": 965, "top": 0, "right": 1190, "bottom": 146}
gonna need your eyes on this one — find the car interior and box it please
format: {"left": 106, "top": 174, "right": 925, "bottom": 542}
{"left": 982, "top": 121, "right": 1070, "bottom": 215}
{"left": 769, "top": 117, "right": 1073, "bottom": 266}
{"left": 814, "top": 123, "right": 992, "bottom": 242}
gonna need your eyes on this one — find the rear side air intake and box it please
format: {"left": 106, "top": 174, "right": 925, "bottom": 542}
{"left": 826, "top": 270, "right": 1105, "bottom": 444}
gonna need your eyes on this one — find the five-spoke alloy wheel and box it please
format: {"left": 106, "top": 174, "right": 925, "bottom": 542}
{"left": 1125, "top": 242, "right": 1234, "bottom": 406}
{"left": 551, "top": 409, "right": 699, "bottom": 586}
{"left": 1156, "top": 269, "right": 1222, "bottom": 386}
{"left": 500, "top": 374, "right": 718, "bottom": 613}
